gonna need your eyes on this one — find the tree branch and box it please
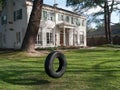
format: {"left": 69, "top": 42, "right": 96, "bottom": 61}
{"left": 110, "top": 0, "right": 114, "bottom": 13}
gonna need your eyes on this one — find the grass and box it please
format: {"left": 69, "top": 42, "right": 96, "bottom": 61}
{"left": 0, "top": 47, "right": 120, "bottom": 90}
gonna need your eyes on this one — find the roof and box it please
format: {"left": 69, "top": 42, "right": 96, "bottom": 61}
{"left": 0, "top": 0, "right": 86, "bottom": 19}
{"left": 25, "top": 0, "right": 84, "bottom": 18}
{"left": 43, "top": 4, "right": 84, "bottom": 18}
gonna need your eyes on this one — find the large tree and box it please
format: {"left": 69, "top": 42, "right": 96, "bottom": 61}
{"left": 21, "top": 0, "right": 43, "bottom": 52}
{"left": 67, "top": 0, "right": 120, "bottom": 44}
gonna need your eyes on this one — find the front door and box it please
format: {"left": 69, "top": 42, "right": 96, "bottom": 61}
{"left": 60, "top": 28, "right": 70, "bottom": 46}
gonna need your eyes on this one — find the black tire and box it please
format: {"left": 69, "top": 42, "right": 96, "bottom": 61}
{"left": 45, "top": 51, "right": 67, "bottom": 78}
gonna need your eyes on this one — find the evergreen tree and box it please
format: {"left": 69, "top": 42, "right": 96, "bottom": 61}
{"left": 66, "top": 0, "right": 120, "bottom": 44}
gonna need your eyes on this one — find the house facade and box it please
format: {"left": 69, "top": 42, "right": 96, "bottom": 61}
{"left": 0, "top": 0, "right": 87, "bottom": 49}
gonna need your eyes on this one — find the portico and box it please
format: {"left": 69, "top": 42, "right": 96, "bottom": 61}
{"left": 58, "top": 22, "right": 79, "bottom": 46}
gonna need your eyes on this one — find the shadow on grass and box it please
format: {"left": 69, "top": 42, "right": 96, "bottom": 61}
{"left": 72, "top": 48, "right": 120, "bottom": 55}
{"left": 67, "top": 59, "right": 120, "bottom": 74}
{"left": 66, "top": 59, "right": 120, "bottom": 89}
{"left": 92, "top": 59, "right": 120, "bottom": 76}
{"left": 0, "top": 66, "right": 50, "bottom": 85}
{"left": 73, "top": 49, "right": 108, "bottom": 53}
{"left": 88, "top": 59, "right": 120, "bottom": 89}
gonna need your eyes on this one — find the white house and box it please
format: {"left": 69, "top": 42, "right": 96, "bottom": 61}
{"left": 0, "top": 0, "right": 87, "bottom": 49}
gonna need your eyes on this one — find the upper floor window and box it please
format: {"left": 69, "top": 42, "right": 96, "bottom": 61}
{"left": 65, "top": 15, "right": 70, "bottom": 23}
{"left": 72, "top": 18, "right": 81, "bottom": 26}
{"left": 82, "top": 20, "right": 85, "bottom": 26}
{"left": 14, "top": 9, "right": 22, "bottom": 21}
{"left": 42, "top": 10, "right": 47, "bottom": 20}
{"left": 58, "top": 14, "right": 64, "bottom": 21}
{"left": 1, "top": 15, "right": 7, "bottom": 25}
{"left": 71, "top": 17, "right": 74, "bottom": 24}
{"left": 76, "top": 18, "right": 80, "bottom": 26}
{"left": 48, "top": 12, "right": 55, "bottom": 21}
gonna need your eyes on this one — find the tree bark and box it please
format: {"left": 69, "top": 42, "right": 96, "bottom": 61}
{"left": 104, "top": 2, "right": 109, "bottom": 43}
{"left": 108, "top": 11, "right": 112, "bottom": 44}
{"left": 104, "top": 1, "right": 113, "bottom": 44}
{"left": 21, "top": 0, "right": 43, "bottom": 52}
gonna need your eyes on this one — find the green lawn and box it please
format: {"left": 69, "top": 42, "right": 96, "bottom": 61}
{"left": 0, "top": 47, "right": 120, "bottom": 90}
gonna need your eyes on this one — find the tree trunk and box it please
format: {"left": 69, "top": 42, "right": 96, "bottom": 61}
{"left": 108, "top": 12, "right": 112, "bottom": 44}
{"left": 21, "top": 0, "right": 43, "bottom": 52}
{"left": 104, "top": 1, "right": 113, "bottom": 44}
{"left": 104, "top": 2, "right": 109, "bottom": 43}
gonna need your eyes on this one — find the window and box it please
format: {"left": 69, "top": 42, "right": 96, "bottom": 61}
{"left": 14, "top": 11, "right": 16, "bottom": 21}
{"left": 48, "top": 12, "right": 55, "bottom": 21}
{"left": 46, "top": 32, "right": 53, "bottom": 44}
{"left": 17, "top": 9, "right": 22, "bottom": 19}
{"left": 14, "top": 9, "right": 22, "bottom": 21}
{"left": 82, "top": 20, "right": 85, "bottom": 26}
{"left": 58, "top": 14, "right": 61, "bottom": 21}
{"left": 65, "top": 15, "right": 70, "bottom": 22}
{"left": 50, "top": 33, "right": 53, "bottom": 43}
{"left": 71, "top": 17, "right": 74, "bottom": 24}
{"left": 36, "top": 32, "right": 42, "bottom": 45}
{"left": 1, "top": 15, "right": 7, "bottom": 25}
{"left": 74, "top": 34, "right": 78, "bottom": 44}
{"left": 80, "top": 32, "right": 84, "bottom": 44}
{"left": 58, "top": 14, "right": 64, "bottom": 21}
{"left": 42, "top": 10, "right": 47, "bottom": 20}
{"left": 16, "top": 32, "right": 21, "bottom": 44}
{"left": 76, "top": 18, "right": 80, "bottom": 26}
{"left": 46, "top": 33, "right": 49, "bottom": 44}
{"left": 73, "top": 18, "right": 77, "bottom": 25}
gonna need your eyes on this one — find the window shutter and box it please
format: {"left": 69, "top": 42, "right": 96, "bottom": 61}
{"left": 14, "top": 11, "right": 16, "bottom": 21}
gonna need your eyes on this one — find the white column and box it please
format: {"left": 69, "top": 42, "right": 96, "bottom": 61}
{"left": 73, "top": 29, "right": 74, "bottom": 46}
{"left": 41, "top": 28, "right": 43, "bottom": 46}
{"left": 63, "top": 27, "right": 66, "bottom": 46}
{"left": 77, "top": 31, "right": 79, "bottom": 46}
{"left": 53, "top": 26, "right": 56, "bottom": 47}
{"left": 84, "top": 31, "right": 87, "bottom": 46}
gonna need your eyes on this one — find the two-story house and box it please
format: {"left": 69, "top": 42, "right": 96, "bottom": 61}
{"left": 0, "top": 0, "right": 87, "bottom": 49}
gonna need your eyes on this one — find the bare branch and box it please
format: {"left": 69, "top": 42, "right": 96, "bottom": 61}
{"left": 110, "top": 0, "right": 114, "bottom": 13}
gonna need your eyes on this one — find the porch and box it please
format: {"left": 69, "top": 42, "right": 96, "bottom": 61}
{"left": 58, "top": 22, "right": 79, "bottom": 47}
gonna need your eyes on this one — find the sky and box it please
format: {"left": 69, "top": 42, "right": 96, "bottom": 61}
{"left": 44, "top": 0, "right": 120, "bottom": 27}
{"left": 44, "top": 0, "right": 72, "bottom": 10}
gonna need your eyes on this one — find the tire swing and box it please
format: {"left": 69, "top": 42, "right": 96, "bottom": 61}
{"left": 45, "top": 51, "right": 67, "bottom": 78}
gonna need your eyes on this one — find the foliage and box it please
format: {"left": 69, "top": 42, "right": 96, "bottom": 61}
{"left": 0, "top": 47, "right": 120, "bottom": 90}
{"left": 0, "top": 0, "right": 4, "bottom": 9}
{"left": 66, "top": 0, "right": 120, "bottom": 44}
